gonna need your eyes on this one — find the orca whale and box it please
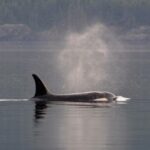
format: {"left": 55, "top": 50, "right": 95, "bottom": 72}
{"left": 31, "top": 74, "right": 117, "bottom": 103}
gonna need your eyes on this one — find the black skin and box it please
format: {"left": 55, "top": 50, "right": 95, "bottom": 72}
{"left": 32, "top": 74, "right": 117, "bottom": 103}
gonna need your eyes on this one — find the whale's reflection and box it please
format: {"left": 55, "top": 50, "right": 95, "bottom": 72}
{"left": 34, "top": 100, "right": 112, "bottom": 122}
{"left": 34, "top": 101, "right": 49, "bottom": 121}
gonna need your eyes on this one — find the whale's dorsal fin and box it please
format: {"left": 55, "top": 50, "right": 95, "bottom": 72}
{"left": 32, "top": 74, "right": 50, "bottom": 97}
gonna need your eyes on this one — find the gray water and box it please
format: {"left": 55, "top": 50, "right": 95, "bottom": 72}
{"left": 0, "top": 42, "right": 150, "bottom": 150}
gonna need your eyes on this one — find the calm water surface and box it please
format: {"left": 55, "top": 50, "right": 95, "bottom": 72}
{"left": 0, "top": 100, "right": 149, "bottom": 150}
{"left": 0, "top": 43, "right": 150, "bottom": 150}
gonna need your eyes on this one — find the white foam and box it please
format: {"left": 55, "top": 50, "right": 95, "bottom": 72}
{"left": 116, "top": 96, "right": 130, "bottom": 102}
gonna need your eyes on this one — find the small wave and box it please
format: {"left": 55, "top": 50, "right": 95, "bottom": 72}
{"left": 0, "top": 99, "right": 29, "bottom": 102}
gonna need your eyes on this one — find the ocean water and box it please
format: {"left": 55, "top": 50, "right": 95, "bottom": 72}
{"left": 0, "top": 42, "right": 150, "bottom": 150}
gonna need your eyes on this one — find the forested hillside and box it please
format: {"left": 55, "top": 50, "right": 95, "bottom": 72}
{"left": 0, "top": 0, "right": 149, "bottom": 31}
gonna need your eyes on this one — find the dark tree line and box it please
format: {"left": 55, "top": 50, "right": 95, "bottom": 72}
{"left": 0, "top": 0, "right": 149, "bottom": 31}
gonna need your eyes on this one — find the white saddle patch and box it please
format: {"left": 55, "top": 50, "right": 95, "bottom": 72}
{"left": 94, "top": 98, "right": 108, "bottom": 102}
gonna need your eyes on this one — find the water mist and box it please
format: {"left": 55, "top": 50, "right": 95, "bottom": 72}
{"left": 56, "top": 24, "right": 126, "bottom": 93}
